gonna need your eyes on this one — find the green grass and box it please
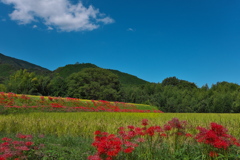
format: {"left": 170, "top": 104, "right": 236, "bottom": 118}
{"left": 0, "top": 112, "right": 240, "bottom": 159}
{"left": 0, "top": 112, "right": 240, "bottom": 138}
{"left": 0, "top": 132, "right": 94, "bottom": 160}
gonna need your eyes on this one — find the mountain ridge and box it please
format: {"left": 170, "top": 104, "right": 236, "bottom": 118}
{"left": 0, "top": 53, "right": 50, "bottom": 71}
{"left": 0, "top": 53, "right": 148, "bottom": 85}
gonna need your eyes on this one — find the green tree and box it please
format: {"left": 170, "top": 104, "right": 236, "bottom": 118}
{"left": 0, "top": 84, "right": 6, "bottom": 92}
{"left": 36, "top": 76, "right": 51, "bottom": 96}
{"left": 5, "top": 69, "right": 38, "bottom": 95}
{"left": 162, "top": 76, "right": 197, "bottom": 90}
{"left": 48, "top": 75, "right": 67, "bottom": 97}
{"left": 162, "top": 77, "right": 180, "bottom": 87}
{"left": 211, "top": 93, "right": 233, "bottom": 113}
{"left": 66, "top": 68, "right": 121, "bottom": 101}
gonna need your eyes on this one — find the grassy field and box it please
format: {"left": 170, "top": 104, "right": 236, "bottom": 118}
{"left": 1, "top": 112, "right": 240, "bottom": 138}
{"left": 0, "top": 93, "right": 240, "bottom": 159}
{"left": 0, "top": 112, "right": 240, "bottom": 159}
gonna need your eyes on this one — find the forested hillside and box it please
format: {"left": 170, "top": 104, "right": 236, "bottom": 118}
{"left": 1, "top": 53, "right": 240, "bottom": 113}
{"left": 53, "top": 63, "right": 148, "bottom": 85}
{"left": 0, "top": 53, "right": 51, "bottom": 83}
{"left": 0, "top": 53, "right": 147, "bottom": 85}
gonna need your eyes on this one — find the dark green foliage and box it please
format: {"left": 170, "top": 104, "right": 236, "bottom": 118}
{"left": 0, "top": 53, "right": 49, "bottom": 71}
{"left": 66, "top": 68, "right": 121, "bottom": 101}
{"left": 36, "top": 76, "right": 52, "bottom": 96}
{"left": 162, "top": 76, "right": 197, "bottom": 90}
{"left": 54, "top": 63, "right": 148, "bottom": 85}
{"left": 0, "top": 53, "right": 51, "bottom": 77}
{"left": 5, "top": 69, "right": 39, "bottom": 95}
{"left": 48, "top": 75, "right": 68, "bottom": 97}
{"left": 0, "top": 84, "right": 6, "bottom": 92}
{"left": 108, "top": 69, "right": 148, "bottom": 85}
{"left": 53, "top": 63, "right": 98, "bottom": 78}
{"left": 120, "top": 80, "right": 240, "bottom": 113}
{"left": 0, "top": 53, "right": 148, "bottom": 86}
{"left": 1, "top": 53, "right": 240, "bottom": 113}
{"left": 0, "top": 64, "right": 17, "bottom": 83}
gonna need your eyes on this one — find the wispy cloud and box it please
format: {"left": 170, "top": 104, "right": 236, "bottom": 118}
{"left": 127, "top": 28, "right": 135, "bottom": 32}
{"left": 32, "top": 25, "right": 37, "bottom": 28}
{"left": 47, "top": 26, "right": 53, "bottom": 30}
{"left": 0, "top": 0, "right": 114, "bottom": 32}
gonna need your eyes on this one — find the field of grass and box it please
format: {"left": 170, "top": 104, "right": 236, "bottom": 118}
{"left": 0, "top": 92, "right": 240, "bottom": 159}
{"left": 1, "top": 112, "right": 240, "bottom": 137}
{"left": 0, "top": 112, "right": 240, "bottom": 159}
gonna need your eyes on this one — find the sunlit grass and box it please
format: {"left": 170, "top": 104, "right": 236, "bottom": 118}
{"left": 0, "top": 112, "right": 239, "bottom": 138}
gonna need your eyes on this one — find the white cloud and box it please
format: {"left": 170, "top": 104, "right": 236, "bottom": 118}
{"left": 127, "top": 28, "right": 135, "bottom": 32}
{"left": 33, "top": 25, "right": 37, "bottom": 28}
{"left": 97, "top": 17, "right": 115, "bottom": 24}
{"left": 47, "top": 26, "right": 53, "bottom": 30}
{"left": 0, "top": 0, "right": 114, "bottom": 32}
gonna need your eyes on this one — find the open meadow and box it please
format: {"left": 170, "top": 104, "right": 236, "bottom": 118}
{"left": 0, "top": 92, "right": 239, "bottom": 159}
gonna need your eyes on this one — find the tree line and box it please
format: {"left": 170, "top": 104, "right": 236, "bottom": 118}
{"left": 0, "top": 68, "right": 240, "bottom": 113}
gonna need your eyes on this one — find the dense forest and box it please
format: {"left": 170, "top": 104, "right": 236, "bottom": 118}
{"left": 0, "top": 53, "right": 240, "bottom": 113}
{"left": 1, "top": 68, "right": 240, "bottom": 113}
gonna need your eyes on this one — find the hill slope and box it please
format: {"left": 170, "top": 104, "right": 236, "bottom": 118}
{"left": 0, "top": 53, "right": 49, "bottom": 71}
{"left": 53, "top": 63, "right": 98, "bottom": 78}
{"left": 0, "top": 53, "right": 51, "bottom": 82}
{"left": 0, "top": 53, "right": 148, "bottom": 85}
{"left": 53, "top": 63, "right": 149, "bottom": 85}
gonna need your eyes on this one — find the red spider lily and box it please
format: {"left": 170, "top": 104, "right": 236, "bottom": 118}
{"left": 0, "top": 134, "right": 44, "bottom": 160}
{"left": 90, "top": 119, "right": 240, "bottom": 159}
{"left": 210, "top": 122, "right": 228, "bottom": 137}
{"left": 88, "top": 154, "right": 101, "bottom": 160}
{"left": 127, "top": 126, "right": 135, "bottom": 130}
{"left": 146, "top": 126, "right": 156, "bottom": 136}
{"left": 16, "top": 134, "right": 32, "bottom": 140}
{"left": 123, "top": 147, "right": 134, "bottom": 153}
{"left": 1, "top": 137, "right": 12, "bottom": 142}
{"left": 209, "top": 151, "right": 218, "bottom": 157}
{"left": 195, "top": 122, "right": 238, "bottom": 150}
{"left": 160, "top": 133, "right": 167, "bottom": 137}
{"left": 185, "top": 133, "right": 192, "bottom": 137}
{"left": 163, "top": 125, "right": 172, "bottom": 131}
{"left": 95, "top": 130, "right": 101, "bottom": 135}
{"left": 14, "top": 146, "right": 29, "bottom": 151}
{"left": 91, "top": 131, "right": 122, "bottom": 159}
{"left": 25, "top": 141, "right": 34, "bottom": 146}
{"left": 177, "top": 132, "right": 183, "bottom": 136}
{"left": 48, "top": 97, "right": 53, "bottom": 101}
{"left": 167, "top": 118, "right": 187, "bottom": 130}
{"left": 142, "top": 119, "right": 148, "bottom": 126}
{"left": 1, "top": 92, "right": 164, "bottom": 113}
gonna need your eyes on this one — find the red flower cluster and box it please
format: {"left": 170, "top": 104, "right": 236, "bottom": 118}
{"left": 89, "top": 118, "right": 193, "bottom": 160}
{"left": 167, "top": 117, "right": 187, "bottom": 130}
{"left": 195, "top": 122, "right": 240, "bottom": 150}
{"left": 89, "top": 131, "right": 122, "bottom": 160}
{"left": 89, "top": 118, "right": 240, "bottom": 159}
{"left": 0, "top": 92, "right": 164, "bottom": 113}
{"left": 0, "top": 134, "right": 44, "bottom": 160}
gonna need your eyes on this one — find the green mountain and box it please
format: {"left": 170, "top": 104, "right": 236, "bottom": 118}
{"left": 0, "top": 53, "right": 148, "bottom": 85}
{"left": 53, "top": 63, "right": 149, "bottom": 85}
{"left": 53, "top": 63, "right": 98, "bottom": 78}
{"left": 108, "top": 69, "right": 148, "bottom": 85}
{"left": 0, "top": 53, "right": 51, "bottom": 82}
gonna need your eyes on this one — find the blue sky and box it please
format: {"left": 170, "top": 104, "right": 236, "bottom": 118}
{"left": 0, "top": 0, "right": 240, "bottom": 87}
